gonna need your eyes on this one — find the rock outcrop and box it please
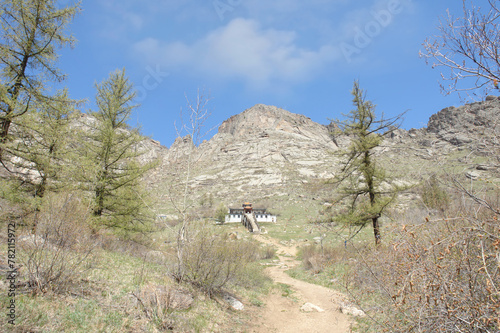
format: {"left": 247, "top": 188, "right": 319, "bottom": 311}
{"left": 218, "top": 104, "right": 333, "bottom": 146}
{"left": 427, "top": 96, "right": 500, "bottom": 146}
{"left": 2, "top": 97, "right": 499, "bottom": 219}
{"left": 152, "top": 104, "right": 341, "bottom": 207}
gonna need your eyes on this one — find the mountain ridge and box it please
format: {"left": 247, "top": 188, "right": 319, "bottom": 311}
{"left": 149, "top": 97, "right": 499, "bottom": 217}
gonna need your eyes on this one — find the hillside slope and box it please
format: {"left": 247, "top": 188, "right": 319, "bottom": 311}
{"left": 150, "top": 98, "right": 499, "bottom": 218}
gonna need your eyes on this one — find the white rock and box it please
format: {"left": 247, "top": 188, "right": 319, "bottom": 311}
{"left": 301, "top": 302, "right": 325, "bottom": 312}
{"left": 466, "top": 171, "right": 480, "bottom": 180}
{"left": 339, "top": 302, "right": 365, "bottom": 317}
{"left": 223, "top": 294, "right": 244, "bottom": 311}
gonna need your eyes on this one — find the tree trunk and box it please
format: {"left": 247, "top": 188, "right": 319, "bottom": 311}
{"left": 372, "top": 217, "right": 381, "bottom": 245}
{"left": 0, "top": 119, "right": 11, "bottom": 161}
{"left": 365, "top": 150, "right": 381, "bottom": 245}
{"left": 94, "top": 186, "right": 104, "bottom": 216}
{"left": 0, "top": 40, "right": 34, "bottom": 162}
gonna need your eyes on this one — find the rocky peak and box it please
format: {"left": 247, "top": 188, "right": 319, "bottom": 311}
{"left": 427, "top": 96, "right": 500, "bottom": 146}
{"left": 145, "top": 98, "right": 500, "bottom": 216}
{"left": 217, "top": 104, "right": 332, "bottom": 145}
{"left": 171, "top": 135, "right": 193, "bottom": 148}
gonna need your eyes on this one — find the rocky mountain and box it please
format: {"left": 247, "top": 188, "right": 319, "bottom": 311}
{"left": 149, "top": 105, "right": 340, "bottom": 210}
{"left": 217, "top": 104, "right": 334, "bottom": 144}
{"left": 147, "top": 97, "right": 499, "bottom": 218}
{"left": 9, "top": 98, "right": 495, "bottom": 218}
{"left": 427, "top": 95, "right": 500, "bottom": 148}
{"left": 3, "top": 96, "right": 497, "bottom": 223}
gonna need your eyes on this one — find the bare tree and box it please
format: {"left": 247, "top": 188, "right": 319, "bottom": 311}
{"left": 420, "top": 0, "right": 500, "bottom": 98}
{"left": 168, "top": 88, "right": 213, "bottom": 281}
{"left": 172, "top": 89, "right": 212, "bottom": 238}
{"left": 421, "top": 1, "right": 500, "bottom": 215}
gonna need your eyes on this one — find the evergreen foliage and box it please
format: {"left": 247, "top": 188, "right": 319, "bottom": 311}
{"left": 79, "top": 69, "right": 157, "bottom": 233}
{"left": 420, "top": 175, "right": 450, "bottom": 212}
{"left": 0, "top": 0, "right": 80, "bottom": 160}
{"left": 332, "top": 81, "right": 404, "bottom": 245}
{"left": 215, "top": 202, "right": 227, "bottom": 223}
{"left": 6, "top": 89, "right": 76, "bottom": 198}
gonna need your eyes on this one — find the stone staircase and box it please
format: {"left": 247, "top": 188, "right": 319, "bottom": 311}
{"left": 243, "top": 213, "right": 260, "bottom": 233}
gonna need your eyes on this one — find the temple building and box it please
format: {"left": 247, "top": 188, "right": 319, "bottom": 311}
{"left": 225, "top": 203, "right": 277, "bottom": 224}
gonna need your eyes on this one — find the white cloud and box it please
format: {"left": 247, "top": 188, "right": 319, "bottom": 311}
{"left": 132, "top": 18, "right": 339, "bottom": 89}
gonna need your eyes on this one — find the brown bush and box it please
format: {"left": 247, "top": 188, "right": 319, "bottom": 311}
{"left": 300, "top": 244, "right": 340, "bottom": 274}
{"left": 344, "top": 196, "right": 500, "bottom": 332}
{"left": 174, "top": 222, "right": 259, "bottom": 296}
{"left": 132, "top": 283, "right": 194, "bottom": 331}
{"left": 18, "top": 193, "right": 95, "bottom": 294}
{"left": 258, "top": 244, "right": 277, "bottom": 260}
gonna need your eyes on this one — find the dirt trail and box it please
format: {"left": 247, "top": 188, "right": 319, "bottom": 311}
{"left": 250, "top": 234, "right": 351, "bottom": 333}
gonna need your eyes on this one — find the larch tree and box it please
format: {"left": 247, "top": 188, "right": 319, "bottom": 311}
{"left": 8, "top": 89, "right": 76, "bottom": 198}
{"left": 0, "top": 0, "right": 80, "bottom": 162}
{"left": 80, "top": 69, "right": 157, "bottom": 233}
{"left": 332, "top": 81, "right": 404, "bottom": 245}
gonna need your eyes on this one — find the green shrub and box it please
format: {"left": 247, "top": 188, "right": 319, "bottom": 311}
{"left": 420, "top": 175, "right": 450, "bottom": 211}
{"left": 214, "top": 202, "right": 227, "bottom": 223}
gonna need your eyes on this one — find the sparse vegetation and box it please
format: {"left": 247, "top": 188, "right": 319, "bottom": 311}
{"left": 419, "top": 174, "right": 451, "bottom": 212}
{"left": 2, "top": 2, "right": 500, "bottom": 332}
{"left": 173, "top": 221, "right": 260, "bottom": 296}
{"left": 277, "top": 283, "right": 295, "bottom": 299}
{"left": 18, "top": 192, "right": 95, "bottom": 295}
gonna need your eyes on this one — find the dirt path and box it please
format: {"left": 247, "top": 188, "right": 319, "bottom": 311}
{"left": 250, "top": 234, "right": 352, "bottom": 333}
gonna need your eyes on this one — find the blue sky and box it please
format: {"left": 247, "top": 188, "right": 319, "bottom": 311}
{"left": 57, "top": 0, "right": 483, "bottom": 147}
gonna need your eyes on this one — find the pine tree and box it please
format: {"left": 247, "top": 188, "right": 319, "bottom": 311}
{"left": 332, "top": 81, "right": 404, "bottom": 245}
{"left": 0, "top": 0, "right": 80, "bottom": 161}
{"left": 80, "top": 69, "right": 156, "bottom": 233}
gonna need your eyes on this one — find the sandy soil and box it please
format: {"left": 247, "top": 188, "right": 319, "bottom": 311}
{"left": 249, "top": 235, "right": 352, "bottom": 333}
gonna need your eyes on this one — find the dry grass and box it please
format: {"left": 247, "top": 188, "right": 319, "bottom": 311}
{"left": 255, "top": 244, "right": 277, "bottom": 260}
{"left": 0, "top": 190, "right": 273, "bottom": 332}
